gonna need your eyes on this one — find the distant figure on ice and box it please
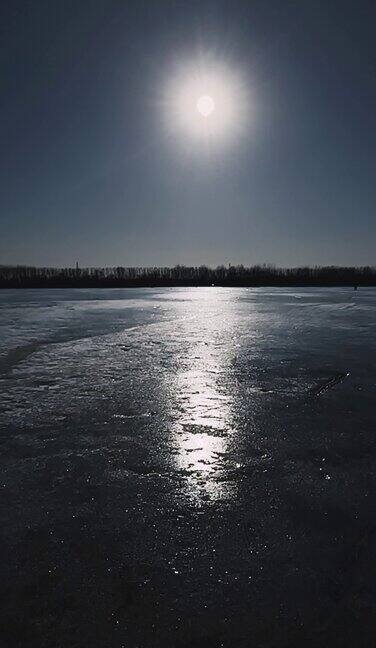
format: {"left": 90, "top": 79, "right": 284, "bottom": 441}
{"left": 354, "top": 284, "right": 358, "bottom": 291}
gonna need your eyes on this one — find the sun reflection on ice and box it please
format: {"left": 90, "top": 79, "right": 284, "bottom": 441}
{"left": 170, "top": 289, "right": 238, "bottom": 504}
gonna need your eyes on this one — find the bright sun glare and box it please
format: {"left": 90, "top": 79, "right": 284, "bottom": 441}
{"left": 196, "top": 95, "right": 215, "bottom": 117}
{"left": 162, "top": 57, "right": 250, "bottom": 147}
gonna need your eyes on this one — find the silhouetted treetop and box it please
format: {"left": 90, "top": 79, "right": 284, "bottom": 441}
{"left": 0, "top": 264, "right": 375, "bottom": 288}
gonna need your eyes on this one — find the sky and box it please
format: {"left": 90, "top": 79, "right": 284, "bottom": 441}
{"left": 1, "top": 0, "right": 376, "bottom": 268}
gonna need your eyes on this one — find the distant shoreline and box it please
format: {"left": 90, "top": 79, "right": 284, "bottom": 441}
{"left": 0, "top": 284, "right": 376, "bottom": 291}
{"left": 1, "top": 263, "right": 375, "bottom": 289}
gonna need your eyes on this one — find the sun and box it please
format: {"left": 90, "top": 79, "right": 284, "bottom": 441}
{"left": 196, "top": 95, "right": 215, "bottom": 117}
{"left": 162, "top": 57, "right": 250, "bottom": 147}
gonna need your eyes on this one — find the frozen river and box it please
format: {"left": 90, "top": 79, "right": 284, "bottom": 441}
{"left": 0, "top": 287, "right": 376, "bottom": 647}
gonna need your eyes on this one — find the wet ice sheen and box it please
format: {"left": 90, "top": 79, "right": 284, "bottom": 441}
{"left": 1, "top": 287, "right": 376, "bottom": 647}
{"left": 0, "top": 287, "right": 375, "bottom": 501}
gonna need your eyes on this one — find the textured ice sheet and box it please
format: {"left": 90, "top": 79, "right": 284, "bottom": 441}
{"left": 0, "top": 287, "right": 376, "bottom": 647}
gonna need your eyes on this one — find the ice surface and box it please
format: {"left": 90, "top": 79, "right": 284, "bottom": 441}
{"left": 0, "top": 287, "right": 376, "bottom": 647}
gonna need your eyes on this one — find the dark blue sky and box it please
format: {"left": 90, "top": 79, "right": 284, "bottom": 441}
{"left": 1, "top": 0, "right": 376, "bottom": 267}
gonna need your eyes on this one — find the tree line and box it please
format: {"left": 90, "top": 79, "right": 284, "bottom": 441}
{"left": 0, "top": 264, "right": 375, "bottom": 288}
